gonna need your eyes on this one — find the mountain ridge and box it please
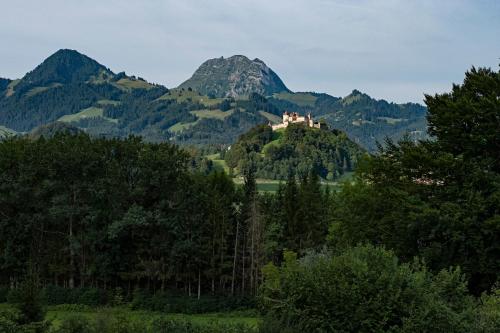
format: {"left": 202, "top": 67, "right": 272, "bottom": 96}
{"left": 0, "top": 49, "right": 428, "bottom": 151}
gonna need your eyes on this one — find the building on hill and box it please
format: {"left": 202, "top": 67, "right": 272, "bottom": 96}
{"left": 270, "top": 111, "right": 321, "bottom": 131}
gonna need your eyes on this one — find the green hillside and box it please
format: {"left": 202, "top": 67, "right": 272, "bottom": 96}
{"left": 224, "top": 123, "right": 366, "bottom": 180}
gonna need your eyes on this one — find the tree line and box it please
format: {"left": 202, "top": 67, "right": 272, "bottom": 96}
{"left": 0, "top": 134, "right": 332, "bottom": 298}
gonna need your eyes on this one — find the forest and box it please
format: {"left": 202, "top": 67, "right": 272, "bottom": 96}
{"left": 0, "top": 67, "right": 499, "bottom": 332}
{"left": 223, "top": 123, "right": 364, "bottom": 180}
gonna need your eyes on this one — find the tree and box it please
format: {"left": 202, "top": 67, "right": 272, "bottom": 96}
{"left": 330, "top": 66, "right": 500, "bottom": 294}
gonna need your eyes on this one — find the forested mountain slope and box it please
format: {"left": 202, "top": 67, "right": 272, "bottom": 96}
{"left": 0, "top": 50, "right": 428, "bottom": 151}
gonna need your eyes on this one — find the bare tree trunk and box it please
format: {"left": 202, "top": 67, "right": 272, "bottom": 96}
{"left": 69, "top": 214, "right": 74, "bottom": 289}
{"left": 241, "top": 234, "right": 246, "bottom": 295}
{"left": 231, "top": 219, "right": 240, "bottom": 296}
{"left": 197, "top": 269, "right": 201, "bottom": 300}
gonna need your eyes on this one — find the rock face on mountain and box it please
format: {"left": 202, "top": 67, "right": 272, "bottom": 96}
{"left": 178, "top": 55, "right": 290, "bottom": 98}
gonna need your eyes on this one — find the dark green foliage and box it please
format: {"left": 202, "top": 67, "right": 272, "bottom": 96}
{"left": 176, "top": 109, "right": 267, "bottom": 145}
{"left": 330, "top": 66, "right": 500, "bottom": 294}
{"left": 225, "top": 124, "right": 365, "bottom": 180}
{"left": 43, "top": 286, "right": 109, "bottom": 307}
{"left": 6, "top": 270, "right": 46, "bottom": 325}
{"left": 29, "top": 122, "right": 81, "bottom": 139}
{"left": 260, "top": 245, "right": 499, "bottom": 333}
{"left": 130, "top": 291, "right": 255, "bottom": 313}
{"left": 0, "top": 308, "right": 50, "bottom": 333}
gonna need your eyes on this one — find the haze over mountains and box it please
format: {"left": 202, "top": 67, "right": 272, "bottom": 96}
{"left": 0, "top": 49, "right": 428, "bottom": 151}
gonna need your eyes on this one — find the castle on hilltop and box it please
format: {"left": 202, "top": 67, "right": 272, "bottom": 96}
{"left": 270, "top": 111, "right": 321, "bottom": 131}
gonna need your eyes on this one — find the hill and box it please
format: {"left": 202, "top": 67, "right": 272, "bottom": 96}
{"left": 223, "top": 123, "right": 365, "bottom": 180}
{"left": 178, "top": 55, "right": 290, "bottom": 98}
{"left": 29, "top": 121, "right": 82, "bottom": 139}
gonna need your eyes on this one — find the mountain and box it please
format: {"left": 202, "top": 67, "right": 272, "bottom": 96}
{"left": 223, "top": 123, "right": 365, "bottom": 180}
{"left": 14, "top": 49, "right": 113, "bottom": 95}
{"left": 0, "top": 50, "right": 428, "bottom": 151}
{"left": 178, "top": 55, "right": 290, "bottom": 98}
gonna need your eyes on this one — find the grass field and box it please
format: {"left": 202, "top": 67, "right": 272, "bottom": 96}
{"left": 272, "top": 92, "right": 317, "bottom": 107}
{"left": 262, "top": 130, "right": 284, "bottom": 154}
{"left": 58, "top": 107, "right": 118, "bottom": 124}
{"left": 25, "top": 83, "right": 63, "bottom": 97}
{"left": 5, "top": 79, "right": 20, "bottom": 97}
{"left": 97, "top": 99, "right": 120, "bottom": 106}
{"left": 115, "top": 78, "right": 155, "bottom": 90}
{"left": 231, "top": 178, "right": 340, "bottom": 192}
{"left": 168, "top": 120, "right": 200, "bottom": 133}
{"left": 206, "top": 153, "right": 230, "bottom": 173}
{"left": 377, "top": 116, "right": 405, "bottom": 125}
{"left": 0, "top": 304, "right": 260, "bottom": 330}
{"left": 258, "top": 111, "right": 281, "bottom": 124}
{"left": 0, "top": 125, "right": 18, "bottom": 137}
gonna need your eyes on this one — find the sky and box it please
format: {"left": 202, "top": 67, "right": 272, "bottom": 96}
{"left": 0, "top": 0, "right": 499, "bottom": 103}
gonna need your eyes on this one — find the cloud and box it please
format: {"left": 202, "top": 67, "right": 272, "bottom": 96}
{"left": 0, "top": 0, "right": 498, "bottom": 103}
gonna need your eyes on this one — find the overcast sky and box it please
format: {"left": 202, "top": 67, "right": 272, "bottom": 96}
{"left": 1, "top": 0, "right": 498, "bottom": 103}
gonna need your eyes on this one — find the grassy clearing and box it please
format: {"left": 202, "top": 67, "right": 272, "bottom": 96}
{"left": 258, "top": 111, "right": 281, "bottom": 124}
{"left": 58, "top": 107, "right": 118, "bottom": 124}
{"left": 0, "top": 125, "right": 17, "bottom": 137}
{"left": 206, "top": 153, "right": 230, "bottom": 173}
{"left": 232, "top": 177, "right": 345, "bottom": 193}
{"left": 25, "top": 83, "right": 63, "bottom": 97}
{"left": 5, "top": 79, "right": 20, "bottom": 97}
{"left": 168, "top": 120, "right": 200, "bottom": 133}
{"left": 273, "top": 92, "right": 317, "bottom": 107}
{"left": 158, "top": 89, "right": 224, "bottom": 107}
{"left": 97, "top": 99, "right": 120, "bottom": 106}
{"left": 377, "top": 116, "right": 406, "bottom": 125}
{"left": 262, "top": 130, "right": 284, "bottom": 154}
{"left": 191, "top": 109, "right": 234, "bottom": 120}
{"left": 115, "top": 78, "right": 155, "bottom": 90}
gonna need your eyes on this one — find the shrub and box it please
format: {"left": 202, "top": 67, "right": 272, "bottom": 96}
{"left": 50, "top": 314, "right": 92, "bottom": 333}
{"left": 260, "top": 245, "right": 500, "bottom": 332}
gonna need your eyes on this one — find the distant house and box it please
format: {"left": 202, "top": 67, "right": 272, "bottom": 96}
{"left": 270, "top": 111, "right": 321, "bottom": 131}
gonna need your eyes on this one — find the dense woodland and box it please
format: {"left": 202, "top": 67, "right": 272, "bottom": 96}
{"left": 0, "top": 133, "right": 333, "bottom": 298}
{"left": 0, "top": 66, "right": 499, "bottom": 332}
{"left": 224, "top": 124, "right": 364, "bottom": 180}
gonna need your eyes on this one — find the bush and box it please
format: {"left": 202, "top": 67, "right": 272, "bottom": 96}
{"left": 260, "top": 245, "right": 500, "bottom": 332}
{"left": 50, "top": 314, "right": 91, "bottom": 333}
{"left": 151, "top": 318, "right": 254, "bottom": 333}
{"left": 0, "top": 308, "right": 49, "bottom": 333}
{"left": 49, "top": 313, "right": 256, "bottom": 333}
